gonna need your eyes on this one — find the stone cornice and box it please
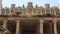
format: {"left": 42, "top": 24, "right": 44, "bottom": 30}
{"left": 0, "top": 17, "right": 60, "bottom": 20}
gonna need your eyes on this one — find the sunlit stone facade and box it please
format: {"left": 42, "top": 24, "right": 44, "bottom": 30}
{"left": 2, "top": 2, "right": 59, "bottom": 17}
{"left": 0, "top": 1, "right": 60, "bottom": 34}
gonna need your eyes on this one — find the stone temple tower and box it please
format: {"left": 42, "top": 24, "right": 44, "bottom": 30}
{"left": 26, "top": 2, "right": 34, "bottom": 17}
{"left": 45, "top": 4, "right": 50, "bottom": 14}
{"left": 0, "top": 0, "right": 2, "bottom": 15}
{"left": 9, "top": 4, "right": 15, "bottom": 16}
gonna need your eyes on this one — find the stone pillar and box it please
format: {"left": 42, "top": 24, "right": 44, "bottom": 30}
{"left": 53, "top": 18, "right": 58, "bottom": 34}
{"left": 16, "top": 20, "right": 20, "bottom": 34}
{"left": 39, "top": 19, "right": 44, "bottom": 34}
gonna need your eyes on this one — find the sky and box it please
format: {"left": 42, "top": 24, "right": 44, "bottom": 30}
{"left": 2, "top": 0, "right": 59, "bottom": 8}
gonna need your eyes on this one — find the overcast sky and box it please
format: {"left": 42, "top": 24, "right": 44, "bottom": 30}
{"left": 2, "top": 0, "right": 59, "bottom": 8}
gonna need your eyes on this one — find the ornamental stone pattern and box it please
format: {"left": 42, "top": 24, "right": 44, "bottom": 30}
{"left": 0, "top": 0, "right": 60, "bottom": 34}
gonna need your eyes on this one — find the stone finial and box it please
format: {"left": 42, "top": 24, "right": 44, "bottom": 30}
{"left": 27, "top": 2, "right": 33, "bottom": 8}
{"left": 28, "top": 2, "right": 32, "bottom": 4}
{"left": 45, "top": 4, "right": 49, "bottom": 7}
{"left": 11, "top": 4, "right": 16, "bottom": 9}
{"left": 45, "top": 4, "right": 50, "bottom": 9}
